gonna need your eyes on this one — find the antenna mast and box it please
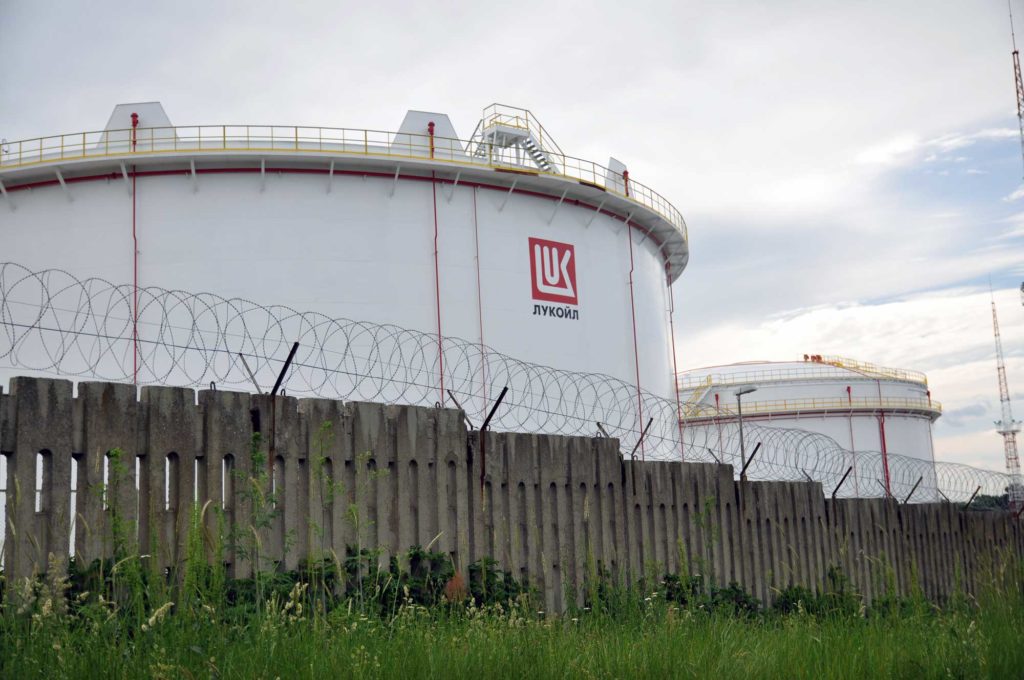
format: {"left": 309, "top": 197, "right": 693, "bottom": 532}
{"left": 992, "top": 294, "right": 1024, "bottom": 511}
{"left": 1010, "top": 1, "right": 1024, "bottom": 177}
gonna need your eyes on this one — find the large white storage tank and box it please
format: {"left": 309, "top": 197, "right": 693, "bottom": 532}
{"left": 677, "top": 355, "right": 941, "bottom": 495}
{"left": 0, "top": 102, "right": 688, "bottom": 433}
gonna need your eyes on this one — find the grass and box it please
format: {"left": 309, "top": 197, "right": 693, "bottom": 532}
{"left": 3, "top": 436, "right": 1021, "bottom": 678}
{"left": 2, "top": 553, "right": 1022, "bottom": 679}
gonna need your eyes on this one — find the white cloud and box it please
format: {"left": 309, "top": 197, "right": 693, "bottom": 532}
{"left": 926, "top": 128, "right": 1018, "bottom": 152}
{"left": 854, "top": 128, "right": 1014, "bottom": 174}
{"left": 1, "top": 1, "right": 1018, "bottom": 224}
{"left": 993, "top": 213, "right": 1024, "bottom": 239}
{"left": 856, "top": 135, "right": 921, "bottom": 166}
{"left": 1005, "top": 185, "right": 1024, "bottom": 202}
{"left": 3, "top": 0, "right": 1024, "bottom": 477}
{"left": 678, "top": 287, "right": 1024, "bottom": 472}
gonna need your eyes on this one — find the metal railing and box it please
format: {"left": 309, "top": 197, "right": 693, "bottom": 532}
{"left": 0, "top": 123, "right": 687, "bottom": 245}
{"left": 682, "top": 396, "right": 942, "bottom": 419}
{"left": 476, "top": 103, "right": 566, "bottom": 156}
{"left": 678, "top": 359, "right": 929, "bottom": 392}
{"left": 818, "top": 355, "right": 928, "bottom": 385}
{"left": 680, "top": 365, "right": 869, "bottom": 391}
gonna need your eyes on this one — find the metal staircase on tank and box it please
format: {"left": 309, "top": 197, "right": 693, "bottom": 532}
{"left": 679, "top": 376, "right": 714, "bottom": 418}
{"left": 469, "top": 104, "right": 564, "bottom": 174}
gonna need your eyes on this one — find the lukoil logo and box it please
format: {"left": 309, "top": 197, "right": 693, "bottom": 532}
{"left": 529, "top": 237, "right": 578, "bottom": 305}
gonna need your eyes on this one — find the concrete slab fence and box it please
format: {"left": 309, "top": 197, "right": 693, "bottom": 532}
{"left": 1, "top": 377, "right": 1021, "bottom": 613}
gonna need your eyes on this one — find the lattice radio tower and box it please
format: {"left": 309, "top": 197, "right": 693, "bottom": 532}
{"left": 991, "top": 293, "right": 1024, "bottom": 511}
{"left": 1011, "top": 1, "right": 1024, "bottom": 176}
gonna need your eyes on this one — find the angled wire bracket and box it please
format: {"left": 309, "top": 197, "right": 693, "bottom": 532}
{"left": 831, "top": 466, "right": 854, "bottom": 499}
{"left": 447, "top": 171, "right": 461, "bottom": 202}
{"left": 498, "top": 179, "right": 518, "bottom": 212}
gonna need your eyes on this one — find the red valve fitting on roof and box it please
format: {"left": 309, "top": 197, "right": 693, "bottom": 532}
{"left": 427, "top": 121, "right": 435, "bottom": 159}
{"left": 130, "top": 112, "right": 139, "bottom": 151}
{"left": 622, "top": 169, "right": 630, "bottom": 197}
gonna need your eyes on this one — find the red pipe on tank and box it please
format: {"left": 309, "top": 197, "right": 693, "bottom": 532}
{"left": 428, "top": 120, "right": 441, "bottom": 403}
{"left": 132, "top": 173, "right": 138, "bottom": 386}
{"left": 130, "top": 112, "right": 139, "bottom": 384}
{"left": 622, "top": 169, "right": 630, "bottom": 197}
{"left": 876, "top": 379, "right": 891, "bottom": 496}
{"left": 667, "top": 273, "right": 684, "bottom": 460}
{"left": 846, "top": 384, "right": 858, "bottom": 495}
{"left": 626, "top": 221, "right": 644, "bottom": 460}
{"left": 472, "top": 187, "right": 487, "bottom": 409}
{"left": 714, "top": 392, "right": 723, "bottom": 458}
{"left": 432, "top": 171, "right": 444, "bottom": 406}
{"left": 878, "top": 413, "right": 891, "bottom": 493}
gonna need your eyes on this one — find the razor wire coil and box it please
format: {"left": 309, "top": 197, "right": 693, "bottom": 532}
{"left": 0, "top": 262, "right": 1013, "bottom": 504}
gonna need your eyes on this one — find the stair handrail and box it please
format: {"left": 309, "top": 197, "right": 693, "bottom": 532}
{"left": 479, "top": 103, "right": 566, "bottom": 157}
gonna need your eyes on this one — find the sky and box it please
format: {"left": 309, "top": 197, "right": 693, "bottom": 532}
{"left": 1, "top": 0, "right": 1023, "bottom": 472}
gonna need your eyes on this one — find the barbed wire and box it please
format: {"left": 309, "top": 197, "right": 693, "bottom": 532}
{"left": 0, "top": 262, "right": 1013, "bottom": 503}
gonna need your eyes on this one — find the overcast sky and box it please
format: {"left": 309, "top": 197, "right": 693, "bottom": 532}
{"left": 2, "top": 0, "right": 1023, "bottom": 472}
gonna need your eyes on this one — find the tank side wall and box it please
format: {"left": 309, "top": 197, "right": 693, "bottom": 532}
{"left": 0, "top": 173, "right": 674, "bottom": 401}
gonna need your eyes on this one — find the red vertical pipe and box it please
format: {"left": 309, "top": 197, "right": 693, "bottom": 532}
{"left": 626, "top": 222, "right": 644, "bottom": 459}
{"left": 432, "top": 171, "right": 444, "bottom": 406}
{"left": 714, "top": 393, "right": 722, "bottom": 457}
{"left": 472, "top": 187, "right": 488, "bottom": 410}
{"left": 876, "top": 379, "right": 891, "bottom": 496}
{"left": 846, "top": 384, "right": 858, "bottom": 496}
{"left": 879, "top": 412, "right": 891, "bottom": 495}
{"left": 131, "top": 112, "right": 139, "bottom": 385}
{"left": 132, "top": 170, "right": 138, "bottom": 385}
{"left": 667, "top": 272, "right": 684, "bottom": 460}
{"left": 925, "top": 388, "right": 937, "bottom": 471}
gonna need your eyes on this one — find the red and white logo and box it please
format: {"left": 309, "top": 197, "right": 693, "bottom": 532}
{"left": 529, "top": 237, "right": 578, "bottom": 305}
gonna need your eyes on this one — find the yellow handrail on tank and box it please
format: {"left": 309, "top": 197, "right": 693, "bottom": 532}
{"left": 817, "top": 355, "right": 927, "bottom": 386}
{"left": 479, "top": 103, "right": 566, "bottom": 157}
{"left": 0, "top": 122, "right": 686, "bottom": 247}
{"left": 678, "top": 396, "right": 941, "bottom": 421}
{"left": 678, "top": 365, "right": 865, "bottom": 391}
{"left": 677, "top": 357, "right": 929, "bottom": 392}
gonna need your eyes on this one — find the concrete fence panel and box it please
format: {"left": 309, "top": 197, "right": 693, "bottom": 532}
{"left": 1, "top": 377, "right": 1022, "bottom": 613}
